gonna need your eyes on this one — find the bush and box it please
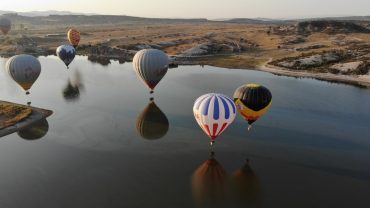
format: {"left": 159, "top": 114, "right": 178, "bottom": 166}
{"left": 353, "top": 62, "right": 370, "bottom": 75}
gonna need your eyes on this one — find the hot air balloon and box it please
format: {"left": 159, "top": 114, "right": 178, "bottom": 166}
{"left": 233, "top": 84, "right": 272, "bottom": 130}
{"left": 17, "top": 118, "right": 49, "bottom": 140}
{"left": 136, "top": 101, "right": 169, "bottom": 140}
{"left": 67, "top": 28, "right": 81, "bottom": 48}
{"left": 0, "top": 17, "right": 11, "bottom": 35}
{"left": 56, "top": 45, "right": 76, "bottom": 69}
{"left": 5, "top": 54, "right": 41, "bottom": 95}
{"left": 231, "top": 160, "right": 260, "bottom": 206}
{"left": 193, "top": 93, "right": 236, "bottom": 145}
{"left": 192, "top": 152, "right": 228, "bottom": 207}
{"left": 133, "top": 49, "right": 169, "bottom": 94}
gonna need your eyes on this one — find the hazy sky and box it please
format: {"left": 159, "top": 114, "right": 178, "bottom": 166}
{"left": 2, "top": 0, "right": 370, "bottom": 19}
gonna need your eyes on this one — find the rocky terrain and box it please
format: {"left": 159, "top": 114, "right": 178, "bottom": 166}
{"left": 271, "top": 50, "right": 369, "bottom": 75}
{"left": 0, "top": 13, "right": 369, "bottom": 86}
{"left": 297, "top": 20, "right": 370, "bottom": 34}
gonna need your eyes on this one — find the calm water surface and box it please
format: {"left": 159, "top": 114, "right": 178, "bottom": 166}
{"left": 0, "top": 56, "right": 370, "bottom": 208}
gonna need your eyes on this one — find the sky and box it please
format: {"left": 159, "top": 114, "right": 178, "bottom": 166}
{"left": 1, "top": 0, "right": 370, "bottom": 19}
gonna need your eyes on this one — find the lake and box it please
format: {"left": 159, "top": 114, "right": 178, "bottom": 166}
{"left": 0, "top": 56, "right": 370, "bottom": 208}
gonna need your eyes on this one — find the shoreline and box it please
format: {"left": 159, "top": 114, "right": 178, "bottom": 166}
{"left": 258, "top": 59, "right": 370, "bottom": 88}
{"left": 173, "top": 56, "right": 370, "bottom": 88}
{"left": 1, "top": 49, "right": 369, "bottom": 88}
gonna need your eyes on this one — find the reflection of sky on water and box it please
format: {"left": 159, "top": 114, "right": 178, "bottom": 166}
{"left": 0, "top": 56, "right": 370, "bottom": 207}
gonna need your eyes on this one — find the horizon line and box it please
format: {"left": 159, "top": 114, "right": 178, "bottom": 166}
{"left": 1, "top": 10, "right": 369, "bottom": 21}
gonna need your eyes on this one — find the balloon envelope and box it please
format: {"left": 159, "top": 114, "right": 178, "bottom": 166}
{"left": 0, "top": 18, "right": 11, "bottom": 35}
{"left": 56, "top": 45, "right": 76, "bottom": 68}
{"left": 136, "top": 101, "right": 169, "bottom": 140}
{"left": 5, "top": 54, "right": 41, "bottom": 91}
{"left": 67, "top": 28, "right": 81, "bottom": 47}
{"left": 233, "top": 84, "right": 272, "bottom": 125}
{"left": 193, "top": 93, "right": 236, "bottom": 141}
{"left": 17, "top": 118, "right": 49, "bottom": 140}
{"left": 133, "top": 49, "right": 169, "bottom": 91}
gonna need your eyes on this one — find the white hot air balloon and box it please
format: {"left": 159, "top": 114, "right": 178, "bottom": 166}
{"left": 193, "top": 93, "right": 236, "bottom": 145}
{"left": 5, "top": 54, "right": 41, "bottom": 95}
{"left": 133, "top": 49, "right": 169, "bottom": 94}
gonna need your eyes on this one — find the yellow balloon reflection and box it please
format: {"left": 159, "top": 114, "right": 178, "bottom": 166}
{"left": 136, "top": 101, "right": 169, "bottom": 140}
{"left": 231, "top": 159, "right": 261, "bottom": 207}
{"left": 17, "top": 118, "right": 49, "bottom": 141}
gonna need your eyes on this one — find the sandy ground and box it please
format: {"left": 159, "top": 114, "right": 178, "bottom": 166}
{"left": 1, "top": 22, "right": 369, "bottom": 87}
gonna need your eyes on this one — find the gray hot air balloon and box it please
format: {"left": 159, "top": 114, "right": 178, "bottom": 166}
{"left": 56, "top": 45, "right": 76, "bottom": 69}
{"left": 133, "top": 49, "right": 169, "bottom": 93}
{"left": 5, "top": 54, "right": 41, "bottom": 94}
{"left": 0, "top": 18, "right": 11, "bottom": 35}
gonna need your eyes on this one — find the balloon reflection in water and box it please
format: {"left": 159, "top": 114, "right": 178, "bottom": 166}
{"left": 63, "top": 70, "right": 83, "bottom": 101}
{"left": 136, "top": 101, "right": 169, "bottom": 140}
{"left": 63, "top": 80, "right": 80, "bottom": 101}
{"left": 192, "top": 152, "right": 228, "bottom": 207}
{"left": 5, "top": 54, "right": 41, "bottom": 105}
{"left": 0, "top": 18, "right": 11, "bottom": 35}
{"left": 17, "top": 118, "right": 49, "bottom": 141}
{"left": 231, "top": 159, "right": 260, "bottom": 207}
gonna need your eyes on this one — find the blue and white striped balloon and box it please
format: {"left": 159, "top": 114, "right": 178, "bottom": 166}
{"left": 193, "top": 93, "right": 236, "bottom": 142}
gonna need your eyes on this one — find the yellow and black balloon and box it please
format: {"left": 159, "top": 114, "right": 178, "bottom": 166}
{"left": 233, "top": 84, "right": 272, "bottom": 126}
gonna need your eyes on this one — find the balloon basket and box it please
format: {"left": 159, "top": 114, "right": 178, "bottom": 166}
{"left": 248, "top": 125, "right": 253, "bottom": 131}
{"left": 210, "top": 150, "right": 215, "bottom": 159}
{"left": 209, "top": 140, "right": 215, "bottom": 152}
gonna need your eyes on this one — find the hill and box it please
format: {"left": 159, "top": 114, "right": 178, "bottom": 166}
{"left": 297, "top": 20, "right": 370, "bottom": 34}
{"left": 0, "top": 13, "right": 208, "bottom": 26}
{"left": 0, "top": 10, "right": 96, "bottom": 16}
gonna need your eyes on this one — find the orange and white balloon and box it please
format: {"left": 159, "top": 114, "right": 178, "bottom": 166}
{"left": 67, "top": 28, "right": 81, "bottom": 47}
